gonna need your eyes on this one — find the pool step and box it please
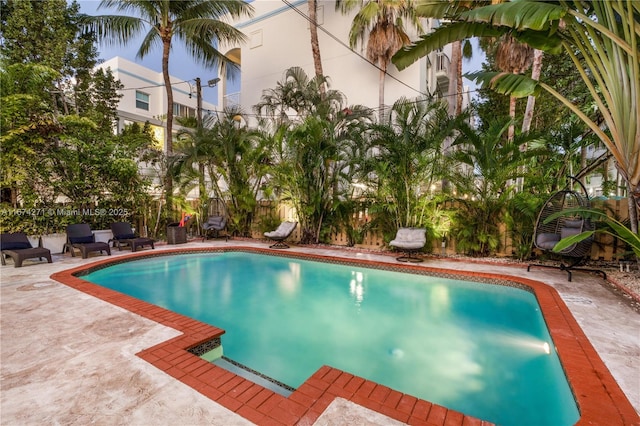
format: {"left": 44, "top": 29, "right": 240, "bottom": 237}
{"left": 213, "top": 356, "right": 294, "bottom": 397}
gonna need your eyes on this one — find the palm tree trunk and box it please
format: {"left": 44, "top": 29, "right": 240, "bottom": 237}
{"left": 456, "top": 41, "right": 463, "bottom": 115}
{"left": 448, "top": 41, "right": 461, "bottom": 116}
{"left": 308, "top": 0, "right": 325, "bottom": 97}
{"left": 378, "top": 62, "right": 386, "bottom": 123}
{"left": 162, "top": 38, "right": 174, "bottom": 218}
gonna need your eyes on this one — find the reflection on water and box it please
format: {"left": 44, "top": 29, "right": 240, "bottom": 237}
{"left": 349, "top": 270, "right": 365, "bottom": 307}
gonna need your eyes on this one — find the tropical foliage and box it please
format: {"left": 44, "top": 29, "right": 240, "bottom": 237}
{"left": 445, "top": 117, "right": 544, "bottom": 256}
{"left": 359, "top": 97, "right": 461, "bottom": 243}
{"left": 259, "top": 68, "right": 372, "bottom": 244}
{"left": 83, "top": 0, "right": 254, "bottom": 217}
{"left": 0, "top": 1, "right": 156, "bottom": 234}
{"left": 393, "top": 0, "right": 639, "bottom": 231}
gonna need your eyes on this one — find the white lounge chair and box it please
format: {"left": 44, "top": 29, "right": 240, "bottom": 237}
{"left": 264, "top": 221, "right": 297, "bottom": 249}
{"left": 389, "top": 227, "right": 426, "bottom": 262}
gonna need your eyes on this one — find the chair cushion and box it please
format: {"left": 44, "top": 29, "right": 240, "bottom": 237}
{"left": 0, "top": 241, "right": 32, "bottom": 250}
{"left": 116, "top": 233, "right": 136, "bottom": 240}
{"left": 265, "top": 222, "right": 296, "bottom": 238}
{"left": 563, "top": 219, "right": 583, "bottom": 229}
{"left": 561, "top": 226, "right": 582, "bottom": 239}
{"left": 389, "top": 228, "right": 426, "bottom": 250}
{"left": 70, "top": 235, "right": 94, "bottom": 244}
{"left": 536, "top": 233, "right": 561, "bottom": 250}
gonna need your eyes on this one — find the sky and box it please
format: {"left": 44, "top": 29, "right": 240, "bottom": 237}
{"left": 77, "top": 1, "right": 485, "bottom": 105}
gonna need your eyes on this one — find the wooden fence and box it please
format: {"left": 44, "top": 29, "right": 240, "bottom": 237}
{"left": 248, "top": 198, "right": 632, "bottom": 261}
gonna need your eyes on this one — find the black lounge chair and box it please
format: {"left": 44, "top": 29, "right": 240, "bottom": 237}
{"left": 109, "top": 222, "right": 155, "bottom": 252}
{"left": 389, "top": 228, "right": 427, "bottom": 262}
{"left": 264, "top": 221, "right": 297, "bottom": 249}
{"left": 202, "top": 215, "right": 229, "bottom": 241}
{"left": 1, "top": 232, "right": 52, "bottom": 267}
{"left": 63, "top": 223, "right": 111, "bottom": 259}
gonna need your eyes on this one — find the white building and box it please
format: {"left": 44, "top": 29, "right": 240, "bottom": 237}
{"left": 222, "top": 0, "right": 457, "bottom": 119}
{"left": 97, "top": 56, "right": 218, "bottom": 151}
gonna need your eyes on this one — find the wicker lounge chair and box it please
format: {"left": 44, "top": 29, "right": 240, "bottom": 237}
{"left": 109, "top": 222, "right": 155, "bottom": 252}
{"left": 389, "top": 227, "right": 427, "bottom": 262}
{"left": 1, "top": 232, "right": 52, "bottom": 267}
{"left": 63, "top": 223, "right": 111, "bottom": 259}
{"left": 202, "top": 215, "right": 228, "bottom": 241}
{"left": 264, "top": 221, "right": 297, "bottom": 249}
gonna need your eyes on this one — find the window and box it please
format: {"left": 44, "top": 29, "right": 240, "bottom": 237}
{"left": 136, "top": 91, "right": 149, "bottom": 110}
{"left": 173, "top": 103, "right": 196, "bottom": 118}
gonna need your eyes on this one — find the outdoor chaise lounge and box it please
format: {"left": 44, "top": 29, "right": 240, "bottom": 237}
{"left": 0, "top": 232, "right": 52, "bottom": 267}
{"left": 63, "top": 223, "right": 111, "bottom": 259}
{"left": 109, "top": 222, "right": 155, "bottom": 252}
{"left": 389, "top": 227, "right": 427, "bottom": 262}
{"left": 264, "top": 221, "right": 297, "bottom": 249}
{"left": 202, "top": 215, "right": 228, "bottom": 241}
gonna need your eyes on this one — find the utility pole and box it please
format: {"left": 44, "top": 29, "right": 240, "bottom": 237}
{"left": 195, "top": 77, "right": 202, "bottom": 128}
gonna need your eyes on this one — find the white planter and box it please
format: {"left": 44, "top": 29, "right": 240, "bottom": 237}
{"left": 41, "top": 233, "right": 67, "bottom": 254}
{"left": 27, "top": 235, "right": 40, "bottom": 248}
{"left": 93, "top": 229, "right": 113, "bottom": 244}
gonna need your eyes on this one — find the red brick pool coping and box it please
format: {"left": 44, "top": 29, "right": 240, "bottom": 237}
{"left": 50, "top": 246, "right": 639, "bottom": 426}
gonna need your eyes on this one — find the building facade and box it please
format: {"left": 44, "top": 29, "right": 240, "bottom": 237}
{"left": 97, "top": 56, "right": 218, "bottom": 151}
{"left": 221, "top": 0, "right": 457, "bottom": 119}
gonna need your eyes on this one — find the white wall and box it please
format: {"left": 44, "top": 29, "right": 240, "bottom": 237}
{"left": 235, "top": 0, "right": 433, "bottom": 115}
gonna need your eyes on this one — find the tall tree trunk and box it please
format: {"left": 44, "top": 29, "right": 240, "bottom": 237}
{"left": 308, "top": 0, "right": 325, "bottom": 97}
{"left": 379, "top": 62, "right": 386, "bottom": 123}
{"left": 521, "top": 49, "right": 543, "bottom": 133}
{"left": 518, "top": 49, "right": 544, "bottom": 192}
{"left": 162, "top": 37, "right": 174, "bottom": 219}
{"left": 508, "top": 95, "right": 516, "bottom": 142}
{"left": 456, "top": 42, "right": 463, "bottom": 116}
{"left": 448, "top": 41, "right": 461, "bottom": 116}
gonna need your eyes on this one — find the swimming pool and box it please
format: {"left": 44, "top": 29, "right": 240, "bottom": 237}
{"left": 82, "top": 251, "right": 578, "bottom": 426}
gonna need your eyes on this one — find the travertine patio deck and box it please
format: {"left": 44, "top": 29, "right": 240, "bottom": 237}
{"left": 1, "top": 240, "right": 638, "bottom": 425}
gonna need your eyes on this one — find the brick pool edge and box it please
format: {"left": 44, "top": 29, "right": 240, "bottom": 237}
{"left": 51, "top": 246, "right": 639, "bottom": 426}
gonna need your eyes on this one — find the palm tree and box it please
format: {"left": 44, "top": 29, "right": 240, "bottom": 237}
{"left": 254, "top": 66, "right": 346, "bottom": 125}
{"left": 446, "top": 117, "right": 543, "bottom": 256}
{"left": 361, "top": 97, "right": 463, "bottom": 236}
{"left": 336, "top": 0, "right": 423, "bottom": 122}
{"left": 392, "top": 0, "right": 640, "bottom": 232}
{"left": 84, "top": 0, "right": 253, "bottom": 217}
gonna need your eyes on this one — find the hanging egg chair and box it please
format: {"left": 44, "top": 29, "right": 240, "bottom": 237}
{"left": 527, "top": 177, "right": 606, "bottom": 281}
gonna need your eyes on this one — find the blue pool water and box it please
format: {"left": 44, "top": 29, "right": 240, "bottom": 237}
{"left": 83, "top": 252, "right": 579, "bottom": 426}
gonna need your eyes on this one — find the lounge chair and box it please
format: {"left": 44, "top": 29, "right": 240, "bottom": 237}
{"left": 202, "top": 215, "right": 228, "bottom": 241}
{"left": 389, "top": 227, "right": 427, "bottom": 262}
{"left": 109, "top": 222, "right": 155, "bottom": 252}
{"left": 1, "top": 232, "right": 52, "bottom": 267}
{"left": 63, "top": 223, "right": 111, "bottom": 259}
{"left": 264, "top": 221, "right": 297, "bottom": 249}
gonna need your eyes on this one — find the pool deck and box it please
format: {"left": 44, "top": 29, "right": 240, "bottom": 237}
{"left": 1, "top": 239, "right": 638, "bottom": 425}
